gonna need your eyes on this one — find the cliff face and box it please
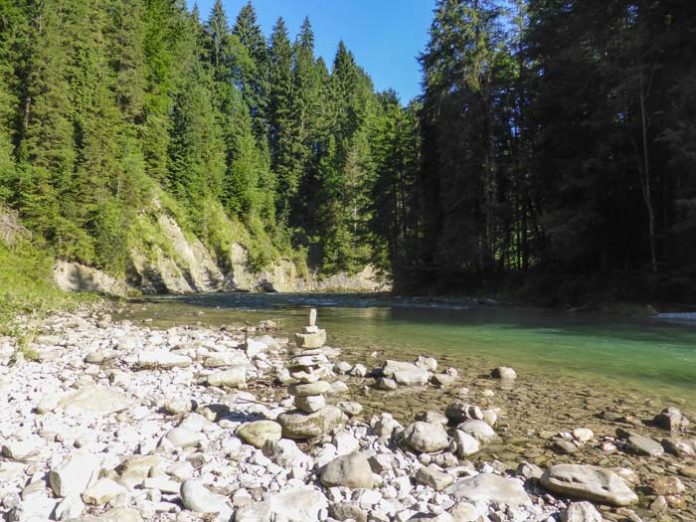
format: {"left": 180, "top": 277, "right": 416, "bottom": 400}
{"left": 53, "top": 211, "right": 390, "bottom": 296}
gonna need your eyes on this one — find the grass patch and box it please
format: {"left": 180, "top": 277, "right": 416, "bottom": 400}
{"left": 0, "top": 241, "right": 92, "bottom": 338}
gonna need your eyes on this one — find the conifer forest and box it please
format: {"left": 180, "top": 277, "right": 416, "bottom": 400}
{"left": 1, "top": 0, "right": 695, "bottom": 301}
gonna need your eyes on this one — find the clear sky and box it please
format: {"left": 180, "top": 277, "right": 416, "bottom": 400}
{"left": 187, "top": 0, "right": 435, "bottom": 102}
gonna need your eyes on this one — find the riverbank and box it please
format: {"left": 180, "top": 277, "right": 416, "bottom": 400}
{"left": 0, "top": 307, "right": 693, "bottom": 521}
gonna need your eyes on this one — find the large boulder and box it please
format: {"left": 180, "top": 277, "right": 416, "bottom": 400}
{"left": 540, "top": 464, "right": 638, "bottom": 506}
{"left": 278, "top": 406, "right": 346, "bottom": 440}
{"left": 320, "top": 452, "right": 375, "bottom": 489}
{"left": 445, "top": 473, "right": 531, "bottom": 506}
{"left": 49, "top": 453, "right": 101, "bottom": 498}
{"left": 403, "top": 422, "right": 449, "bottom": 453}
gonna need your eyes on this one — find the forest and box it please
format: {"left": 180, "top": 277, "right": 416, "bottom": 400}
{"left": 0, "top": 0, "right": 695, "bottom": 303}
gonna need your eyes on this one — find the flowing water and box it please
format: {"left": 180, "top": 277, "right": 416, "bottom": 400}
{"left": 119, "top": 293, "right": 696, "bottom": 404}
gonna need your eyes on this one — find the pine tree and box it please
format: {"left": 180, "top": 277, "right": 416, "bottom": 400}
{"left": 268, "top": 17, "right": 299, "bottom": 223}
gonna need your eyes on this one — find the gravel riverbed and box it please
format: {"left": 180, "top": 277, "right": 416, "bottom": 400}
{"left": 0, "top": 308, "right": 694, "bottom": 522}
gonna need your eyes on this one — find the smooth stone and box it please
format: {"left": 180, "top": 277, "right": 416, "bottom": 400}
{"left": 416, "top": 410, "right": 449, "bottom": 426}
{"left": 295, "top": 394, "right": 326, "bottom": 413}
{"left": 375, "top": 377, "right": 398, "bottom": 391}
{"left": 320, "top": 452, "right": 375, "bottom": 489}
{"left": 262, "top": 439, "right": 311, "bottom": 468}
{"left": 82, "top": 478, "right": 126, "bottom": 506}
{"left": 573, "top": 428, "right": 594, "bottom": 443}
{"left": 432, "top": 373, "right": 456, "bottom": 386}
{"left": 561, "top": 501, "right": 603, "bottom": 522}
{"left": 393, "top": 368, "right": 430, "bottom": 386}
{"left": 454, "top": 430, "right": 480, "bottom": 457}
{"left": 404, "top": 422, "right": 449, "bottom": 453}
{"left": 337, "top": 401, "right": 363, "bottom": 416}
{"left": 203, "top": 352, "right": 251, "bottom": 368}
{"left": 329, "top": 502, "right": 368, "bottom": 522}
{"left": 415, "top": 465, "right": 454, "bottom": 491}
{"left": 237, "top": 421, "right": 282, "bottom": 449}
{"left": 278, "top": 405, "right": 346, "bottom": 440}
{"left": 448, "top": 502, "right": 482, "bottom": 522}
{"left": 491, "top": 367, "right": 517, "bottom": 380}
{"left": 294, "top": 330, "right": 327, "bottom": 349}
{"left": 54, "top": 493, "right": 85, "bottom": 521}
{"left": 207, "top": 368, "right": 246, "bottom": 388}
{"left": 165, "top": 427, "right": 201, "bottom": 448}
{"left": 415, "top": 356, "right": 438, "bottom": 371}
{"left": 382, "top": 359, "right": 421, "bottom": 376}
{"left": 93, "top": 508, "right": 143, "bottom": 522}
{"left": 445, "top": 473, "right": 531, "bottom": 506}
{"left": 164, "top": 397, "right": 192, "bottom": 415}
{"left": 309, "top": 308, "right": 318, "bottom": 326}
{"left": 289, "top": 381, "right": 331, "bottom": 397}
{"left": 56, "top": 385, "right": 133, "bottom": 416}
{"left": 458, "top": 420, "right": 496, "bottom": 444}
{"left": 236, "top": 487, "right": 327, "bottom": 522}
{"left": 49, "top": 453, "right": 101, "bottom": 498}
{"left": 180, "top": 480, "right": 234, "bottom": 522}
{"left": 553, "top": 439, "right": 579, "bottom": 455}
{"left": 540, "top": 464, "right": 638, "bottom": 506}
{"left": 627, "top": 434, "right": 664, "bottom": 457}
{"left": 136, "top": 350, "right": 192, "bottom": 368}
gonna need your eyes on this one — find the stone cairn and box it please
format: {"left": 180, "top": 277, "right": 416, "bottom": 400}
{"left": 278, "top": 309, "right": 346, "bottom": 439}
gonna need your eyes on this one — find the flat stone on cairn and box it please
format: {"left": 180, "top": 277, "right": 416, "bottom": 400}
{"left": 279, "top": 309, "right": 346, "bottom": 439}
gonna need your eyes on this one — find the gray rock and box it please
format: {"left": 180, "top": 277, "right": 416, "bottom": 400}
{"left": 295, "top": 394, "right": 326, "bottom": 413}
{"left": 54, "top": 385, "right": 133, "bottom": 416}
{"left": 278, "top": 405, "right": 346, "bottom": 440}
{"left": 294, "top": 330, "right": 327, "bottom": 349}
{"left": 491, "top": 367, "right": 517, "bottom": 380}
{"left": 561, "top": 501, "right": 603, "bottom": 522}
{"left": 82, "top": 478, "right": 126, "bottom": 506}
{"left": 382, "top": 359, "right": 421, "bottom": 377}
{"left": 415, "top": 410, "right": 449, "bottom": 426}
{"left": 136, "top": 350, "right": 192, "bottom": 369}
{"left": 54, "top": 493, "right": 85, "bottom": 521}
{"left": 627, "top": 434, "right": 664, "bottom": 457}
{"left": 337, "top": 401, "right": 363, "bottom": 416}
{"left": 445, "top": 403, "right": 483, "bottom": 423}
{"left": 207, "top": 368, "right": 246, "bottom": 388}
{"left": 236, "top": 487, "right": 328, "bottom": 522}
{"left": 415, "top": 356, "right": 438, "bottom": 371}
{"left": 329, "top": 502, "right": 368, "bottom": 522}
{"left": 404, "top": 422, "right": 449, "bottom": 453}
{"left": 540, "top": 464, "right": 638, "bottom": 506}
{"left": 457, "top": 420, "right": 496, "bottom": 444}
{"left": 263, "top": 439, "right": 311, "bottom": 468}
{"left": 375, "top": 377, "right": 398, "bottom": 390}
{"left": 237, "top": 421, "right": 282, "bottom": 449}
{"left": 320, "top": 452, "right": 375, "bottom": 489}
{"left": 415, "top": 465, "right": 454, "bottom": 491}
{"left": 553, "top": 439, "right": 579, "bottom": 455}
{"left": 180, "top": 480, "right": 234, "bottom": 522}
{"left": 394, "top": 368, "right": 430, "bottom": 386}
{"left": 454, "top": 430, "right": 480, "bottom": 457}
{"left": 165, "top": 427, "right": 201, "bottom": 448}
{"left": 654, "top": 407, "right": 685, "bottom": 431}
{"left": 289, "top": 380, "right": 332, "bottom": 397}
{"left": 445, "top": 473, "right": 531, "bottom": 506}
{"left": 49, "top": 453, "right": 101, "bottom": 498}
{"left": 203, "top": 352, "right": 251, "bottom": 368}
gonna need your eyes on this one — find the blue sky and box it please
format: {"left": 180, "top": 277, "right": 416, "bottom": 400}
{"left": 187, "top": 0, "right": 435, "bottom": 102}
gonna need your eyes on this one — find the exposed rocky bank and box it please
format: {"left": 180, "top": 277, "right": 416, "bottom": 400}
{"left": 0, "top": 309, "right": 694, "bottom": 521}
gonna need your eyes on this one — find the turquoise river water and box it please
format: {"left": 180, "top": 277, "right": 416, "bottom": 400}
{"left": 122, "top": 293, "right": 696, "bottom": 404}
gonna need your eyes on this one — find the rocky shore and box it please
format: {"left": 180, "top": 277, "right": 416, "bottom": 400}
{"left": 0, "top": 308, "right": 693, "bottom": 521}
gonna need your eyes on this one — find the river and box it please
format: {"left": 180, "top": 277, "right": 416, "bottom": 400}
{"left": 118, "top": 292, "right": 696, "bottom": 404}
